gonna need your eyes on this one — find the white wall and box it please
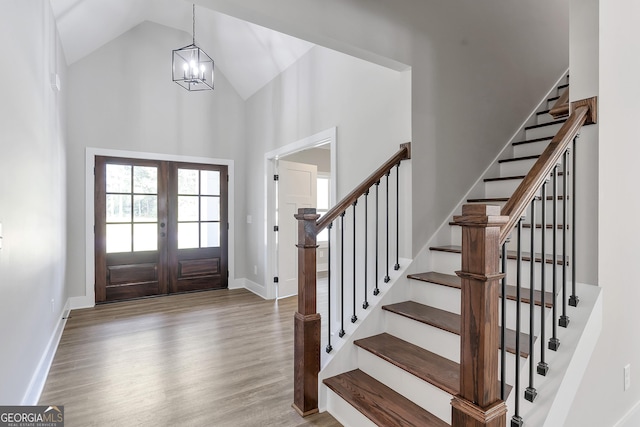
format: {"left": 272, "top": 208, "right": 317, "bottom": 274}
{"left": 197, "top": 0, "right": 570, "bottom": 255}
{"left": 0, "top": 1, "right": 68, "bottom": 404}
{"left": 65, "top": 21, "right": 247, "bottom": 297}
{"left": 565, "top": 0, "right": 640, "bottom": 425}
{"left": 243, "top": 45, "right": 411, "bottom": 295}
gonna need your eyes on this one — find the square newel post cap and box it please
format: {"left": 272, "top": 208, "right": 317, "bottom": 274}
{"left": 295, "top": 208, "right": 320, "bottom": 221}
{"left": 453, "top": 204, "right": 509, "bottom": 227}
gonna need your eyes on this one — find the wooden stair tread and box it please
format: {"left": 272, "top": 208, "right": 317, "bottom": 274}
{"left": 430, "top": 245, "right": 568, "bottom": 265}
{"left": 525, "top": 119, "right": 566, "bottom": 131}
{"left": 484, "top": 175, "right": 526, "bottom": 182}
{"left": 484, "top": 172, "right": 565, "bottom": 183}
{"left": 407, "top": 271, "right": 553, "bottom": 308}
{"left": 536, "top": 109, "right": 551, "bottom": 116}
{"left": 354, "top": 333, "right": 511, "bottom": 397}
{"left": 449, "top": 221, "right": 566, "bottom": 230}
{"left": 548, "top": 95, "right": 560, "bottom": 102}
{"left": 323, "top": 369, "right": 450, "bottom": 427}
{"left": 355, "top": 333, "right": 460, "bottom": 395}
{"left": 383, "top": 301, "right": 533, "bottom": 357}
{"left": 467, "top": 195, "right": 568, "bottom": 203}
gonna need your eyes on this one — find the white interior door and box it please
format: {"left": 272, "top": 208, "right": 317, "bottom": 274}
{"left": 277, "top": 160, "right": 317, "bottom": 298}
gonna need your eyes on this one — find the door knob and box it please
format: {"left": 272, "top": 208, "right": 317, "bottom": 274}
{"left": 160, "top": 222, "right": 166, "bottom": 228}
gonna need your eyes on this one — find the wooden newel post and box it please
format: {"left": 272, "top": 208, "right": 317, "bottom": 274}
{"left": 451, "top": 204, "right": 509, "bottom": 427}
{"left": 293, "top": 208, "right": 321, "bottom": 417}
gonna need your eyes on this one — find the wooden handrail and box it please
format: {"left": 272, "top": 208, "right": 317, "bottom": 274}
{"left": 316, "top": 142, "right": 411, "bottom": 232}
{"left": 499, "top": 99, "right": 596, "bottom": 244}
{"left": 549, "top": 87, "right": 570, "bottom": 119}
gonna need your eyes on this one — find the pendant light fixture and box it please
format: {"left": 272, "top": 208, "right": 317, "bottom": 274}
{"left": 172, "top": 4, "right": 214, "bottom": 91}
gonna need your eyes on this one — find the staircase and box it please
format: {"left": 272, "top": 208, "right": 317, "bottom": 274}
{"left": 318, "top": 76, "right": 602, "bottom": 426}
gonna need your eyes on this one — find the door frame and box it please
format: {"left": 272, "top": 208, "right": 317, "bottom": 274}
{"left": 77, "top": 147, "right": 235, "bottom": 309}
{"left": 264, "top": 127, "right": 337, "bottom": 300}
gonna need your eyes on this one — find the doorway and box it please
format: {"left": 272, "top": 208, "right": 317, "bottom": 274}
{"left": 94, "top": 156, "right": 228, "bottom": 303}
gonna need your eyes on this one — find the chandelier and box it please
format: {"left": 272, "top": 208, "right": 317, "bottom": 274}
{"left": 172, "top": 4, "right": 214, "bottom": 91}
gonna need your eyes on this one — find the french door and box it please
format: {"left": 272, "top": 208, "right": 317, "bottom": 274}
{"left": 95, "top": 156, "right": 228, "bottom": 303}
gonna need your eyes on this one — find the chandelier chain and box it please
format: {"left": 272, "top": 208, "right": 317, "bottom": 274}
{"left": 192, "top": 4, "right": 196, "bottom": 45}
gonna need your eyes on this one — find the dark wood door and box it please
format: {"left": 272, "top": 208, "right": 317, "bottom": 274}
{"left": 168, "top": 163, "right": 228, "bottom": 293}
{"left": 95, "top": 157, "right": 228, "bottom": 303}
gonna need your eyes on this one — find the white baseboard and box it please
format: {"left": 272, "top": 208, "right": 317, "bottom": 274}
{"left": 235, "top": 278, "right": 269, "bottom": 299}
{"left": 69, "top": 295, "right": 95, "bottom": 310}
{"left": 21, "top": 298, "right": 71, "bottom": 405}
{"left": 615, "top": 400, "right": 640, "bottom": 427}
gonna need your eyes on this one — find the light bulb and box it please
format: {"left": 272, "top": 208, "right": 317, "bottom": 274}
{"left": 200, "top": 64, "right": 205, "bottom": 72}
{"left": 183, "top": 63, "right": 188, "bottom": 71}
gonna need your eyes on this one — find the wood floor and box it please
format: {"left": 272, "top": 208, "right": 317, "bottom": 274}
{"left": 39, "top": 288, "right": 341, "bottom": 427}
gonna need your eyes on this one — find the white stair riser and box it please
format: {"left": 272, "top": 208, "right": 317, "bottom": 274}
{"left": 546, "top": 98, "right": 560, "bottom": 110}
{"left": 507, "top": 228, "right": 571, "bottom": 254}
{"left": 501, "top": 303, "right": 551, "bottom": 338}
{"left": 526, "top": 122, "right": 564, "bottom": 140}
{"left": 410, "top": 278, "right": 461, "bottom": 314}
{"left": 514, "top": 139, "right": 553, "bottom": 157}
{"left": 326, "top": 388, "right": 378, "bottom": 427}
{"left": 430, "top": 251, "right": 460, "bottom": 279}
{"left": 504, "top": 257, "right": 570, "bottom": 290}
{"left": 385, "top": 311, "right": 460, "bottom": 362}
{"left": 358, "top": 348, "right": 452, "bottom": 424}
{"left": 485, "top": 178, "right": 567, "bottom": 200}
{"left": 537, "top": 112, "right": 557, "bottom": 125}
{"left": 500, "top": 158, "right": 538, "bottom": 176}
{"left": 484, "top": 179, "right": 523, "bottom": 198}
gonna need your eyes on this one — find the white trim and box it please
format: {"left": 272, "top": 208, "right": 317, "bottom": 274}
{"left": 236, "top": 278, "right": 268, "bottom": 299}
{"left": 263, "top": 127, "right": 337, "bottom": 299}
{"left": 21, "top": 299, "right": 71, "bottom": 404}
{"left": 614, "top": 400, "right": 640, "bottom": 427}
{"left": 83, "top": 147, "right": 235, "bottom": 308}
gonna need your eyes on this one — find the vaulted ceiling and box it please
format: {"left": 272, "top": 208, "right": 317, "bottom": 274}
{"left": 51, "top": 0, "right": 315, "bottom": 99}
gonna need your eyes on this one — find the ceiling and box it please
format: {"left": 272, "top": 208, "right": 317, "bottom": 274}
{"left": 50, "top": 0, "right": 315, "bottom": 99}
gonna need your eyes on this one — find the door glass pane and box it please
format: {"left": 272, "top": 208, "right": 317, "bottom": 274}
{"left": 106, "top": 195, "right": 131, "bottom": 223}
{"left": 201, "top": 196, "right": 220, "bottom": 221}
{"left": 201, "top": 170, "right": 220, "bottom": 196}
{"left": 201, "top": 223, "right": 220, "bottom": 247}
{"left": 178, "top": 196, "right": 199, "bottom": 221}
{"left": 133, "top": 224, "right": 157, "bottom": 251}
{"left": 106, "top": 224, "right": 131, "bottom": 253}
{"left": 133, "top": 166, "right": 157, "bottom": 194}
{"left": 178, "top": 169, "right": 199, "bottom": 195}
{"left": 133, "top": 195, "right": 157, "bottom": 222}
{"left": 106, "top": 164, "right": 131, "bottom": 193}
{"left": 178, "top": 223, "right": 199, "bottom": 249}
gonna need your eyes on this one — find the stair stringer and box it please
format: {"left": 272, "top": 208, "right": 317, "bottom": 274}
{"left": 317, "top": 259, "right": 413, "bottom": 412}
{"left": 505, "top": 282, "right": 602, "bottom": 426}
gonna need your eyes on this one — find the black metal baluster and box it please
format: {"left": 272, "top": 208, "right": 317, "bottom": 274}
{"left": 549, "top": 164, "right": 560, "bottom": 351}
{"left": 384, "top": 170, "right": 391, "bottom": 283}
{"left": 559, "top": 151, "right": 570, "bottom": 328}
{"left": 394, "top": 163, "right": 400, "bottom": 271}
{"left": 511, "top": 217, "right": 524, "bottom": 427}
{"left": 538, "top": 180, "right": 549, "bottom": 374}
{"left": 374, "top": 181, "right": 381, "bottom": 295}
{"left": 326, "top": 222, "right": 333, "bottom": 353}
{"left": 525, "top": 200, "right": 537, "bottom": 402}
{"left": 363, "top": 190, "right": 370, "bottom": 309}
{"left": 351, "top": 201, "right": 358, "bottom": 323}
{"left": 339, "top": 212, "right": 345, "bottom": 338}
{"left": 569, "top": 136, "right": 579, "bottom": 307}
{"left": 501, "top": 241, "right": 508, "bottom": 400}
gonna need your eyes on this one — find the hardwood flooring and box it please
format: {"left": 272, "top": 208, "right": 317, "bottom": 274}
{"left": 39, "top": 288, "right": 341, "bottom": 427}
